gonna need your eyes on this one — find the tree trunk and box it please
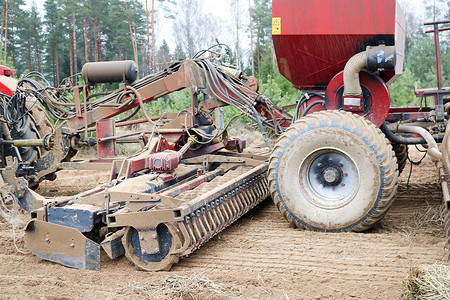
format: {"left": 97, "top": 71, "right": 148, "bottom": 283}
{"left": 0, "top": 0, "right": 5, "bottom": 57}
{"left": 72, "top": 5, "right": 77, "bottom": 85}
{"left": 151, "top": 0, "right": 155, "bottom": 72}
{"left": 34, "top": 30, "right": 38, "bottom": 71}
{"left": 118, "top": 47, "right": 121, "bottom": 60}
{"left": 233, "top": 0, "right": 241, "bottom": 67}
{"left": 145, "top": 0, "right": 150, "bottom": 73}
{"left": 27, "top": 41, "right": 32, "bottom": 72}
{"left": 132, "top": 25, "right": 138, "bottom": 65}
{"left": 52, "top": 44, "right": 56, "bottom": 85}
{"left": 249, "top": 0, "right": 254, "bottom": 77}
{"left": 84, "top": 17, "right": 88, "bottom": 63}
{"left": 125, "top": 0, "right": 138, "bottom": 65}
{"left": 272, "top": 44, "right": 277, "bottom": 73}
{"left": 257, "top": 35, "right": 261, "bottom": 79}
{"left": 128, "top": 20, "right": 138, "bottom": 64}
{"left": 55, "top": 43, "right": 60, "bottom": 84}
{"left": 98, "top": 34, "right": 101, "bottom": 61}
{"left": 68, "top": 17, "right": 73, "bottom": 81}
{"left": 89, "top": 23, "right": 93, "bottom": 62}
{"left": 94, "top": 15, "right": 98, "bottom": 62}
{"left": 3, "top": 0, "right": 8, "bottom": 65}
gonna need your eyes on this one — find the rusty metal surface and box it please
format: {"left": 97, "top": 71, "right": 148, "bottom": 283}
{"left": 96, "top": 119, "right": 116, "bottom": 159}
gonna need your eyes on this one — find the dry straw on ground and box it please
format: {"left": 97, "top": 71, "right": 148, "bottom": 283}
{"left": 394, "top": 204, "right": 445, "bottom": 237}
{"left": 123, "top": 274, "right": 242, "bottom": 299}
{"left": 404, "top": 264, "right": 450, "bottom": 299}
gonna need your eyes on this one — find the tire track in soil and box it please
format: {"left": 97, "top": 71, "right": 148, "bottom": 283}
{"left": 0, "top": 149, "right": 448, "bottom": 299}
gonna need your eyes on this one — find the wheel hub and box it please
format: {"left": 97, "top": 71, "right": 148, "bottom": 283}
{"left": 304, "top": 150, "right": 359, "bottom": 207}
{"left": 322, "top": 167, "right": 342, "bottom": 186}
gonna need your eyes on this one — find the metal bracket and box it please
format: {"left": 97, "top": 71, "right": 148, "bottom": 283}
{"left": 136, "top": 228, "right": 160, "bottom": 255}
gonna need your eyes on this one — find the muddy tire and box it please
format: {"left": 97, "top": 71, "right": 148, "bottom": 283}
{"left": 268, "top": 110, "right": 398, "bottom": 232}
{"left": 392, "top": 144, "right": 408, "bottom": 174}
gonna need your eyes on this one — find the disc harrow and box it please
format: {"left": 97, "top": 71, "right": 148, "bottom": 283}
{"left": 121, "top": 164, "right": 269, "bottom": 271}
{"left": 23, "top": 156, "right": 269, "bottom": 271}
{"left": 174, "top": 166, "right": 269, "bottom": 255}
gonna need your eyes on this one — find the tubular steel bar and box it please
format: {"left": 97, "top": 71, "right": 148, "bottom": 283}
{"left": 424, "top": 20, "right": 450, "bottom": 121}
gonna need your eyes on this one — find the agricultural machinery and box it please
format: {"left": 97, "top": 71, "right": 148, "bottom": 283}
{"left": 0, "top": 0, "right": 449, "bottom": 271}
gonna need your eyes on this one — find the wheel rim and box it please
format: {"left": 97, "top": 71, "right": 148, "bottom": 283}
{"left": 123, "top": 223, "right": 178, "bottom": 271}
{"left": 300, "top": 147, "right": 360, "bottom": 209}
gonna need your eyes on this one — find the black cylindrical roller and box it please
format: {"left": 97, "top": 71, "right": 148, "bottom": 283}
{"left": 81, "top": 60, "right": 138, "bottom": 85}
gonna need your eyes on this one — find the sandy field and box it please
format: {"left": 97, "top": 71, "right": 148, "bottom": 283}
{"left": 0, "top": 147, "right": 448, "bottom": 299}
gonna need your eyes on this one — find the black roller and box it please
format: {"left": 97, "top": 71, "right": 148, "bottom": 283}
{"left": 81, "top": 60, "right": 138, "bottom": 85}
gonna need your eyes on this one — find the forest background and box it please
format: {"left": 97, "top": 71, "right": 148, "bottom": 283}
{"left": 0, "top": 0, "right": 449, "bottom": 120}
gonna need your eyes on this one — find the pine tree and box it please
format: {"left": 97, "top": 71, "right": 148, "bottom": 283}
{"left": 44, "top": 0, "right": 64, "bottom": 84}
{"left": 155, "top": 39, "right": 171, "bottom": 71}
{"left": 251, "top": 0, "right": 272, "bottom": 80}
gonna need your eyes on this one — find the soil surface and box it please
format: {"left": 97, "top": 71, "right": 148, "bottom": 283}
{"left": 1, "top": 147, "right": 449, "bottom": 299}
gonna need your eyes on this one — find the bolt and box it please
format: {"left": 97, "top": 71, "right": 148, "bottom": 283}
{"left": 323, "top": 168, "right": 339, "bottom": 184}
{"left": 341, "top": 183, "right": 346, "bottom": 187}
{"left": 153, "top": 233, "right": 157, "bottom": 239}
{"left": 318, "top": 163, "right": 323, "bottom": 168}
{"left": 315, "top": 174, "right": 320, "bottom": 179}
{"left": 339, "top": 162, "right": 343, "bottom": 167}
{"left": 328, "top": 158, "right": 333, "bottom": 163}
{"left": 332, "top": 187, "right": 335, "bottom": 191}
{"left": 70, "top": 243, "right": 75, "bottom": 248}
{"left": 344, "top": 173, "right": 348, "bottom": 177}
{"left": 45, "top": 238, "right": 50, "bottom": 243}
{"left": 140, "top": 237, "right": 145, "bottom": 241}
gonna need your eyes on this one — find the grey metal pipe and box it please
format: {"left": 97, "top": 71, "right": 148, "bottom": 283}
{"left": 396, "top": 124, "right": 442, "bottom": 161}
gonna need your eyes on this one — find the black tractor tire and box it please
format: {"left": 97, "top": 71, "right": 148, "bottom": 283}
{"left": 392, "top": 144, "right": 408, "bottom": 174}
{"left": 5, "top": 103, "right": 52, "bottom": 188}
{"left": 9, "top": 104, "right": 51, "bottom": 163}
{"left": 268, "top": 110, "right": 398, "bottom": 232}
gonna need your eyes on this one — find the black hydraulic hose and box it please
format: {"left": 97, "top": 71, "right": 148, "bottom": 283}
{"left": 116, "top": 106, "right": 141, "bottom": 123}
{"left": 380, "top": 122, "right": 443, "bottom": 145}
{"left": 252, "top": 106, "right": 273, "bottom": 151}
{"left": 300, "top": 100, "right": 325, "bottom": 118}
{"left": 294, "top": 92, "right": 325, "bottom": 122}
